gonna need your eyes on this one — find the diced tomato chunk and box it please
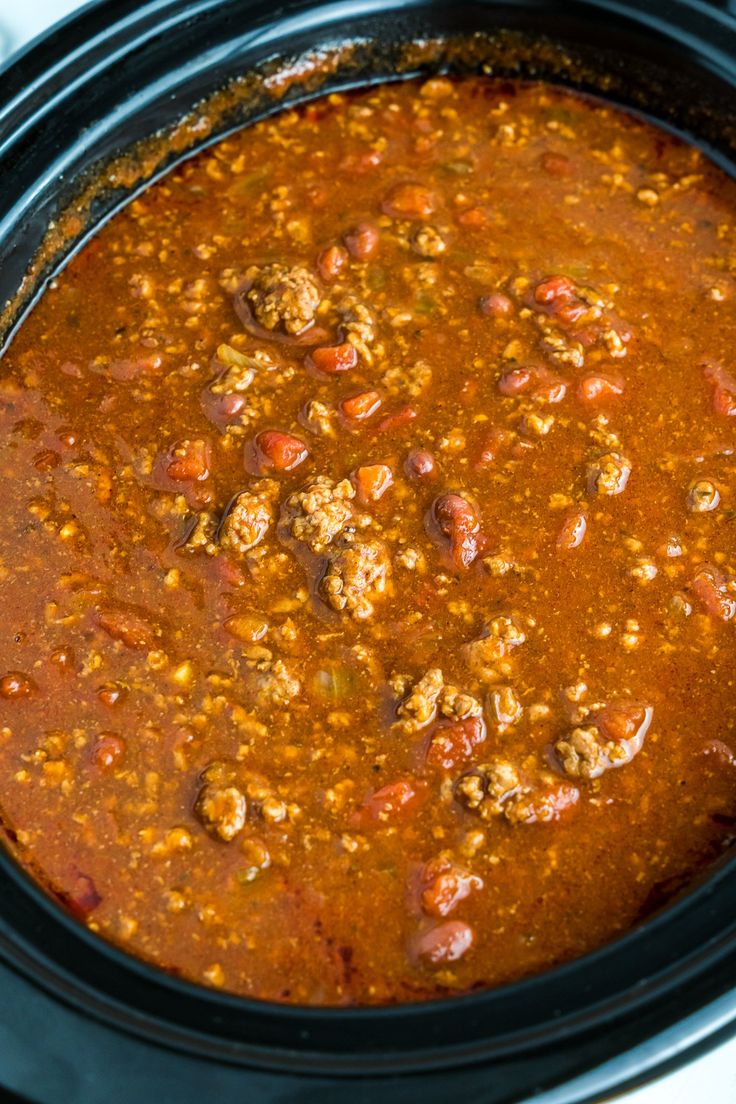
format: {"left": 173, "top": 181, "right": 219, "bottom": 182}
{"left": 578, "top": 374, "right": 624, "bottom": 402}
{"left": 308, "top": 343, "right": 357, "bottom": 375}
{"left": 341, "top": 390, "right": 382, "bottom": 421}
{"left": 251, "top": 430, "right": 309, "bottom": 472}
{"left": 457, "top": 206, "right": 487, "bottom": 229}
{"left": 351, "top": 780, "right": 425, "bottom": 827}
{"left": 352, "top": 463, "right": 394, "bottom": 503}
{"left": 597, "top": 701, "right": 653, "bottom": 752}
{"left": 413, "top": 920, "right": 474, "bottom": 965}
{"left": 426, "top": 716, "right": 486, "bottom": 770}
{"left": 382, "top": 182, "right": 437, "bottom": 219}
{"left": 377, "top": 405, "right": 417, "bottom": 432}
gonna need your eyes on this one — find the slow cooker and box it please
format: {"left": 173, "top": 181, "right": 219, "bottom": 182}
{"left": 1, "top": 2, "right": 735, "bottom": 1101}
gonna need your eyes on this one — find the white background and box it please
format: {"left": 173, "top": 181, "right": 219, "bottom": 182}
{"left": 1, "top": 2, "right": 734, "bottom": 1101}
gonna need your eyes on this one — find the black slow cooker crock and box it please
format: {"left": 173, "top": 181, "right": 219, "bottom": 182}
{"left": 1, "top": 2, "right": 736, "bottom": 1101}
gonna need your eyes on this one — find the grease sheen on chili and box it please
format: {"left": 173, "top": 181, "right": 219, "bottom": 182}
{"left": 1, "top": 76, "right": 735, "bottom": 1005}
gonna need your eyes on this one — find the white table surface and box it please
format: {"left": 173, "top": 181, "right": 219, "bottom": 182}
{"left": 1, "top": 2, "right": 734, "bottom": 1101}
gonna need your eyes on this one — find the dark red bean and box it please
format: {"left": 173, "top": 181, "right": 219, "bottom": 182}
{"left": 480, "top": 292, "right": 514, "bottom": 318}
{"left": 405, "top": 448, "right": 435, "bottom": 480}
{"left": 92, "top": 733, "right": 126, "bottom": 770}
{"left": 431, "top": 493, "right": 481, "bottom": 569}
{"left": 0, "top": 672, "right": 33, "bottom": 699}
{"left": 343, "top": 222, "right": 380, "bottom": 260}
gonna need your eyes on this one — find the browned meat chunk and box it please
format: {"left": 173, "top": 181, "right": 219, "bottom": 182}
{"left": 455, "top": 759, "right": 523, "bottom": 820}
{"left": 397, "top": 668, "right": 445, "bottom": 732}
{"left": 555, "top": 701, "right": 653, "bottom": 779}
{"left": 254, "top": 659, "right": 301, "bottom": 707}
{"left": 336, "top": 295, "right": 377, "bottom": 362}
{"left": 286, "top": 476, "right": 364, "bottom": 553}
{"left": 219, "top": 486, "right": 276, "bottom": 554}
{"left": 412, "top": 224, "right": 446, "bottom": 258}
{"left": 463, "top": 615, "right": 526, "bottom": 682}
{"left": 194, "top": 783, "right": 247, "bottom": 842}
{"left": 587, "top": 451, "right": 631, "bottom": 495}
{"left": 184, "top": 510, "right": 218, "bottom": 553}
{"left": 554, "top": 726, "right": 610, "bottom": 779}
{"left": 244, "top": 263, "right": 321, "bottom": 335}
{"left": 302, "top": 399, "right": 337, "bottom": 437}
{"left": 320, "top": 538, "right": 391, "bottom": 619}
{"left": 210, "top": 345, "right": 259, "bottom": 393}
{"left": 456, "top": 760, "right": 578, "bottom": 825}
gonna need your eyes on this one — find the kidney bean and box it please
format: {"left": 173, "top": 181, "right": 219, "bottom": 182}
{"left": 92, "top": 733, "right": 126, "bottom": 770}
{"left": 480, "top": 292, "right": 514, "bottom": 318}
{"left": 557, "top": 510, "right": 587, "bottom": 550}
{"left": 690, "top": 563, "right": 736, "bottom": 621}
{"left": 49, "top": 648, "right": 75, "bottom": 672}
{"left": 703, "top": 740, "right": 736, "bottom": 767}
{"left": 405, "top": 448, "right": 435, "bottom": 480}
{"left": 419, "top": 859, "right": 483, "bottom": 918}
{"left": 703, "top": 361, "right": 736, "bottom": 416}
{"left": 498, "top": 367, "right": 532, "bottom": 395}
{"left": 382, "top": 182, "right": 437, "bottom": 219}
{"left": 534, "top": 274, "right": 576, "bottom": 306}
{"left": 430, "top": 492, "right": 481, "bottom": 569}
{"left": 0, "top": 672, "right": 33, "bottom": 699}
{"left": 343, "top": 222, "right": 380, "bottom": 260}
{"left": 62, "top": 871, "right": 102, "bottom": 918}
{"left": 317, "top": 244, "right": 348, "bottom": 280}
{"left": 578, "top": 374, "right": 624, "bottom": 401}
{"left": 476, "top": 427, "right": 512, "bottom": 468}
{"left": 413, "top": 920, "right": 474, "bottom": 965}
{"left": 97, "top": 683, "right": 124, "bottom": 706}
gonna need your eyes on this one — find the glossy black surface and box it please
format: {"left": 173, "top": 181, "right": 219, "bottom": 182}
{"left": 0, "top": 2, "right": 735, "bottom": 1101}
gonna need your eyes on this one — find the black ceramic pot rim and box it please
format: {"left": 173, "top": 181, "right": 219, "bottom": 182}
{"left": 0, "top": 0, "right": 735, "bottom": 1086}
